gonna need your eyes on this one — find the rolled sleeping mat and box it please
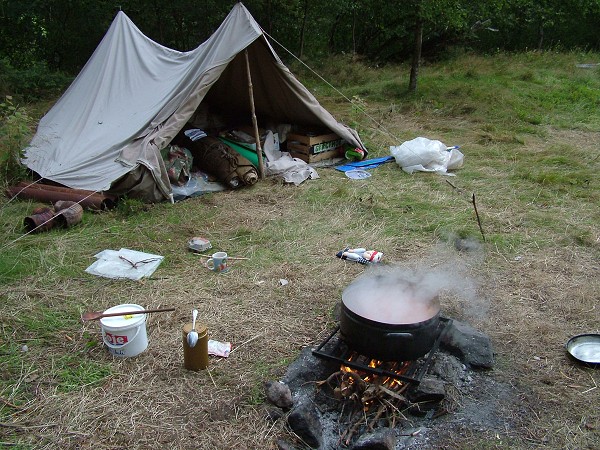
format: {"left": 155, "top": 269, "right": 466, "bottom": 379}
{"left": 187, "top": 137, "right": 258, "bottom": 188}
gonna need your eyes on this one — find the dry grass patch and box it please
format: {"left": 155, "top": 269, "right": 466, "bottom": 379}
{"left": 2, "top": 53, "right": 599, "bottom": 449}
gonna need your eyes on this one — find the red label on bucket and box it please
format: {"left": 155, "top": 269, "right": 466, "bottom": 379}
{"left": 105, "top": 332, "right": 129, "bottom": 346}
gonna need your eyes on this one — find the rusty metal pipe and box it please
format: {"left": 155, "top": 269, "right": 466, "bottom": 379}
{"left": 7, "top": 185, "right": 116, "bottom": 210}
{"left": 24, "top": 207, "right": 56, "bottom": 232}
{"left": 15, "top": 182, "right": 117, "bottom": 208}
{"left": 54, "top": 200, "right": 84, "bottom": 227}
{"left": 6, "top": 186, "right": 113, "bottom": 210}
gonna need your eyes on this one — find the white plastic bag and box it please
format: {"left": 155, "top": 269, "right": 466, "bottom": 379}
{"left": 390, "top": 137, "right": 463, "bottom": 175}
{"left": 264, "top": 130, "right": 319, "bottom": 185}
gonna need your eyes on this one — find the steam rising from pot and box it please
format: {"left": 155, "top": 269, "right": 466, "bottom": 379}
{"left": 343, "top": 239, "right": 485, "bottom": 323}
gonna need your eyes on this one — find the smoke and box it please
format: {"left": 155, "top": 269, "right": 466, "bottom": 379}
{"left": 359, "top": 237, "right": 488, "bottom": 321}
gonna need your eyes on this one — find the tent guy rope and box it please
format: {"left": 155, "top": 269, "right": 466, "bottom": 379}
{"left": 261, "top": 28, "right": 403, "bottom": 147}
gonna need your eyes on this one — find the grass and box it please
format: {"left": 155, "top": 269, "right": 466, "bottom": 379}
{"left": 1, "top": 50, "right": 599, "bottom": 449}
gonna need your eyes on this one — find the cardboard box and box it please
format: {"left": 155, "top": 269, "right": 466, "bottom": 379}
{"left": 287, "top": 131, "right": 340, "bottom": 147}
{"left": 290, "top": 146, "right": 342, "bottom": 163}
{"left": 287, "top": 138, "right": 345, "bottom": 155}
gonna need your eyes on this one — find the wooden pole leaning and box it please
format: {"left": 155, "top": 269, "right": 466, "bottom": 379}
{"left": 244, "top": 49, "right": 265, "bottom": 179}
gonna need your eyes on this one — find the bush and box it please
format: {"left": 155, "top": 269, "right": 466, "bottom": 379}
{"left": 0, "top": 57, "right": 71, "bottom": 102}
{"left": 0, "top": 95, "right": 32, "bottom": 186}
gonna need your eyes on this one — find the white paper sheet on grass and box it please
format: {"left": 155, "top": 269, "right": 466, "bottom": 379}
{"left": 85, "top": 248, "right": 164, "bottom": 280}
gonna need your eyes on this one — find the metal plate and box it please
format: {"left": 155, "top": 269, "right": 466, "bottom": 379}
{"left": 566, "top": 334, "right": 600, "bottom": 365}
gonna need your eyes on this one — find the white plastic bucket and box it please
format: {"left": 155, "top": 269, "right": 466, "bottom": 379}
{"left": 100, "top": 304, "right": 148, "bottom": 357}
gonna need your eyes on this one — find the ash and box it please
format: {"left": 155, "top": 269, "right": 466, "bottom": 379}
{"left": 268, "top": 322, "right": 523, "bottom": 450}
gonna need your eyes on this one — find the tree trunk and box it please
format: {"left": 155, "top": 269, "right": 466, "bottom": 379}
{"left": 299, "top": 0, "right": 309, "bottom": 58}
{"left": 266, "top": 0, "right": 273, "bottom": 35}
{"left": 537, "top": 23, "right": 544, "bottom": 51}
{"left": 328, "top": 13, "right": 341, "bottom": 52}
{"left": 408, "top": 15, "right": 423, "bottom": 92}
{"left": 352, "top": 8, "right": 357, "bottom": 57}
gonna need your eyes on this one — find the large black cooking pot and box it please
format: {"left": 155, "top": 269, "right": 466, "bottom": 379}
{"left": 339, "top": 270, "right": 442, "bottom": 361}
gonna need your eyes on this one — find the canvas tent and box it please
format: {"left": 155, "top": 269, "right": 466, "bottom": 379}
{"left": 23, "top": 2, "right": 365, "bottom": 202}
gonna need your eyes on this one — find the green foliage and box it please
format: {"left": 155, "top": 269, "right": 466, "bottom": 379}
{"left": 0, "top": 303, "right": 112, "bottom": 414}
{"left": 0, "top": 95, "right": 32, "bottom": 186}
{"left": 54, "top": 355, "right": 112, "bottom": 392}
{"left": 0, "top": 0, "right": 598, "bottom": 77}
{"left": 114, "top": 197, "right": 150, "bottom": 217}
{"left": 0, "top": 58, "right": 72, "bottom": 101}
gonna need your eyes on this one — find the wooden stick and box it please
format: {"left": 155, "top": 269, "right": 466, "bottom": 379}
{"left": 471, "top": 193, "right": 486, "bottom": 242}
{"left": 0, "top": 422, "right": 58, "bottom": 430}
{"left": 0, "top": 398, "right": 21, "bottom": 410}
{"left": 244, "top": 49, "right": 265, "bottom": 179}
{"left": 207, "top": 368, "right": 217, "bottom": 388}
{"left": 445, "top": 179, "right": 463, "bottom": 193}
{"left": 81, "top": 307, "right": 175, "bottom": 321}
{"left": 228, "top": 331, "right": 265, "bottom": 354}
{"left": 193, "top": 254, "right": 249, "bottom": 260}
{"left": 367, "top": 403, "right": 387, "bottom": 431}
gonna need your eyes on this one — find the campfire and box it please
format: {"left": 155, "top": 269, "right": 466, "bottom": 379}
{"left": 267, "top": 316, "right": 494, "bottom": 449}
{"left": 320, "top": 355, "right": 411, "bottom": 404}
{"left": 316, "top": 356, "right": 416, "bottom": 446}
{"left": 310, "top": 322, "right": 450, "bottom": 446}
{"left": 265, "top": 268, "right": 495, "bottom": 448}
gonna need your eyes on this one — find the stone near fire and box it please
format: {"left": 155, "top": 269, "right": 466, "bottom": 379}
{"left": 441, "top": 320, "right": 494, "bottom": 369}
{"left": 350, "top": 428, "right": 397, "bottom": 450}
{"left": 407, "top": 376, "right": 446, "bottom": 403}
{"left": 287, "top": 401, "right": 323, "bottom": 449}
{"left": 265, "top": 380, "right": 294, "bottom": 409}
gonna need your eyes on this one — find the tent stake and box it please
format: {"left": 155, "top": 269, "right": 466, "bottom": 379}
{"left": 244, "top": 49, "right": 265, "bottom": 179}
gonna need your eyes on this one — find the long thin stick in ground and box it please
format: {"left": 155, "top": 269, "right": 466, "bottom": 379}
{"left": 472, "top": 193, "right": 485, "bottom": 242}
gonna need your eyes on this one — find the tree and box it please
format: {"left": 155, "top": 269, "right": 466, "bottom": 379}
{"left": 408, "top": 12, "right": 423, "bottom": 92}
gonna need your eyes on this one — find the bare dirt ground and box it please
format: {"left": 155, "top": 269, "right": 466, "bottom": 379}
{"left": 1, "top": 119, "right": 598, "bottom": 449}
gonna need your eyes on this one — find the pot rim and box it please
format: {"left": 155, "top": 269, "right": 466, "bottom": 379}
{"left": 341, "top": 272, "right": 442, "bottom": 325}
{"left": 341, "top": 301, "right": 440, "bottom": 327}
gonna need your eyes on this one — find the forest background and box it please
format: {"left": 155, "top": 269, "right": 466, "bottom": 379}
{"left": 1, "top": 1, "right": 599, "bottom": 448}
{"left": 1, "top": 0, "right": 600, "bottom": 100}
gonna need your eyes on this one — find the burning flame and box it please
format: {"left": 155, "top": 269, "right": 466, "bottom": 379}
{"left": 339, "top": 353, "right": 411, "bottom": 390}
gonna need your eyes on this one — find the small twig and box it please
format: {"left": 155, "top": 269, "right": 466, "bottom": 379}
{"left": 445, "top": 179, "right": 463, "bottom": 193}
{"left": 207, "top": 368, "right": 217, "bottom": 388}
{"left": 344, "top": 411, "right": 367, "bottom": 446}
{"left": 471, "top": 192, "right": 486, "bottom": 242}
{"left": 0, "top": 398, "right": 22, "bottom": 410}
{"left": 228, "top": 331, "right": 265, "bottom": 354}
{"left": 0, "top": 422, "right": 58, "bottom": 430}
{"left": 399, "top": 429, "right": 422, "bottom": 437}
{"left": 367, "top": 402, "right": 387, "bottom": 431}
{"left": 315, "top": 370, "right": 343, "bottom": 390}
{"left": 338, "top": 409, "right": 361, "bottom": 445}
{"left": 377, "top": 384, "right": 408, "bottom": 403}
{"left": 193, "top": 254, "right": 249, "bottom": 260}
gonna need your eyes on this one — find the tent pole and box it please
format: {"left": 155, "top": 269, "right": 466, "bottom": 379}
{"left": 244, "top": 49, "right": 265, "bottom": 179}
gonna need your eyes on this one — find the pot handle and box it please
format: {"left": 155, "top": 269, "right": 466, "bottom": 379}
{"left": 384, "top": 332, "right": 414, "bottom": 341}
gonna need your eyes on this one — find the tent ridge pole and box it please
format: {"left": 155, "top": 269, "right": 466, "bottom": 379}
{"left": 244, "top": 49, "right": 265, "bottom": 179}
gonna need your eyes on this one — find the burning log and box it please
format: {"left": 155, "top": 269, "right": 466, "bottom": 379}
{"left": 316, "top": 369, "right": 368, "bottom": 399}
{"left": 317, "top": 364, "right": 417, "bottom": 446}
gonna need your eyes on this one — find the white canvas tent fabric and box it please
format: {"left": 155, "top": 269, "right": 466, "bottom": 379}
{"left": 23, "top": 2, "right": 365, "bottom": 202}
